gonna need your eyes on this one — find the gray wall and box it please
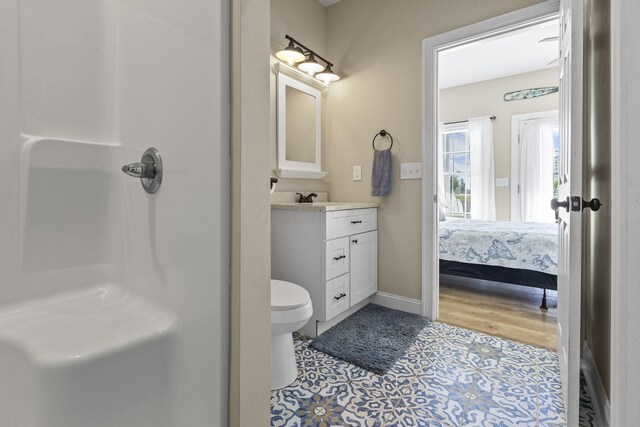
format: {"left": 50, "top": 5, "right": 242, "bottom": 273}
{"left": 270, "top": 0, "right": 330, "bottom": 194}
{"left": 324, "top": 0, "right": 548, "bottom": 299}
{"left": 583, "top": 0, "right": 611, "bottom": 397}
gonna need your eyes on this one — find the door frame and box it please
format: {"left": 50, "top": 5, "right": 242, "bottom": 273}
{"left": 610, "top": 0, "right": 640, "bottom": 424}
{"left": 421, "top": 0, "right": 561, "bottom": 320}
{"left": 510, "top": 109, "right": 559, "bottom": 222}
{"left": 230, "top": 0, "right": 272, "bottom": 424}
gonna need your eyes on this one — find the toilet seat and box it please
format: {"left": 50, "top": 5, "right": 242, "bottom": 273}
{"left": 271, "top": 280, "right": 310, "bottom": 311}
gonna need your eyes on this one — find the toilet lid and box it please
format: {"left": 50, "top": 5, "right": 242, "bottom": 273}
{"left": 271, "top": 280, "right": 310, "bottom": 310}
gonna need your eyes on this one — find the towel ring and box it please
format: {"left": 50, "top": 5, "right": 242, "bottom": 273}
{"left": 372, "top": 130, "right": 394, "bottom": 151}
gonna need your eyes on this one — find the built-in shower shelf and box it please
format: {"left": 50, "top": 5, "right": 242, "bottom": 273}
{"left": 0, "top": 284, "right": 178, "bottom": 427}
{"left": 0, "top": 284, "right": 177, "bottom": 365}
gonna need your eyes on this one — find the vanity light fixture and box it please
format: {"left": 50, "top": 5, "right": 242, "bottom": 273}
{"left": 316, "top": 65, "right": 340, "bottom": 83}
{"left": 275, "top": 40, "right": 306, "bottom": 66}
{"left": 298, "top": 52, "right": 324, "bottom": 76}
{"left": 276, "top": 35, "right": 340, "bottom": 84}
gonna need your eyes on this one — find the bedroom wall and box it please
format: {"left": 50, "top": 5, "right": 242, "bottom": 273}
{"left": 270, "top": 0, "right": 329, "bottom": 194}
{"left": 439, "top": 68, "right": 559, "bottom": 221}
{"left": 324, "top": 0, "right": 548, "bottom": 300}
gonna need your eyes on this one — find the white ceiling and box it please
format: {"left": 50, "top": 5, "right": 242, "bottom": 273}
{"left": 318, "top": 0, "right": 341, "bottom": 7}
{"left": 438, "top": 19, "right": 559, "bottom": 89}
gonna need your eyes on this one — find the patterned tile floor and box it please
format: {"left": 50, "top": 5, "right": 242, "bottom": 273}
{"left": 271, "top": 322, "right": 596, "bottom": 427}
{"left": 579, "top": 373, "right": 597, "bottom": 427}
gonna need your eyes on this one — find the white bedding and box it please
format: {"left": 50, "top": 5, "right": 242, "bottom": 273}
{"left": 438, "top": 219, "right": 558, "bottom": 275}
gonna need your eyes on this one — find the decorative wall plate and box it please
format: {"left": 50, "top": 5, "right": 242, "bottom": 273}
{"left": 503, "top": 86, "right": 559, "bottom": 102}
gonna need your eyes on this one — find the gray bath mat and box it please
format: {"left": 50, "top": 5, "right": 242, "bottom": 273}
{"left": 309, "top": 304, "right": 429, "bottom": 375}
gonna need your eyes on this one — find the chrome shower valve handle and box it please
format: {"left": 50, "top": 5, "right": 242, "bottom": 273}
{"left": 121, "top": 162, "right": 156, "bottom": 179}
{"left": 121, "top": 147, "right": 163, "bottom": 194}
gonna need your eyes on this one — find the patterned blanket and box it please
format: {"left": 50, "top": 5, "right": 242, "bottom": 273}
{"left": 439, "top": 220, "right": 558, "bottom": 275}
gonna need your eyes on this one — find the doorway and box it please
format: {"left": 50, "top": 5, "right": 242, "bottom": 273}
{"left": 421, "top": 1, "right": 586, "bottom": 425}
{"left": 428, "top": 13, "right": 561, "bottom": 350}
{"left": 421, "top": 2, "right": 563, "bottom": 320}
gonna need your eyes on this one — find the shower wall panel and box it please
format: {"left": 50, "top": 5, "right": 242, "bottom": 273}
{"left": 0, "top": 0, "right": 229, "bottom": 424}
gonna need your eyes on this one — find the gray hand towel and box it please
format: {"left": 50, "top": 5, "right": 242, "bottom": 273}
{"left": 371, "top": 149, "right": 392, "bottom": 197}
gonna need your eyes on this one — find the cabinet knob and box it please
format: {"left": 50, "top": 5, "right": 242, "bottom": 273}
{"left": 351, "top": 220, "right": 362, "bottom": 224}
{"left": 333, "top": 255, "right": 346, "bottom": 261}
{"left": 352, "top": 239, "right": 358, "bottom": 244}
{"left": 334, "top": 293, "right": 347, "bottom": 301}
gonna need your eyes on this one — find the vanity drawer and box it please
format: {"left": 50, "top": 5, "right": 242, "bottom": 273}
{"left": 326, "top": 208, "right": 377, "bottom": 240}
{"left": 325, "top": 274, "right": 350, "bottom": 320}
{"left": 325, "top": 237, "right": 349, "bottom": 280}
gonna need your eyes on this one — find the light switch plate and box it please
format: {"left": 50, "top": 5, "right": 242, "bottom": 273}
{"left": 400, "top": 162, "right": 422, "bottom": 180}
{"left": 495, "top": 178, "right": 510, "bottom": 187}
{"left": 353, "top": 165, "right": 362, "bottom": 181}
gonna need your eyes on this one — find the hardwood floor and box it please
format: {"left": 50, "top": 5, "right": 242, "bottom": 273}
{"left": 439, "top": 275, "right": 558, "bottom": 351}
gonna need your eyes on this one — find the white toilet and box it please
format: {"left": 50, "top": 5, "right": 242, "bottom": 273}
{"left": 271, "top": 279, "right": 313, "bottom": 390}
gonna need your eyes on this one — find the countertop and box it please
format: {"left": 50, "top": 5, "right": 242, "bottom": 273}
{"left": 270, "top": 202, "right": 379, "bottom": 212}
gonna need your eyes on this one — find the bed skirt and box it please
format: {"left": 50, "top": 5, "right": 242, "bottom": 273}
{"left": 439, "top": 260, "right": 557, "bottom": 291}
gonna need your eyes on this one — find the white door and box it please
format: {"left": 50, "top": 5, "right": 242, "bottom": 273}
{"left": 555, "top": 0, "right": 583, "bottom": 425}
{"left": 350, "top": 230, "right": 378, "bottom": 306}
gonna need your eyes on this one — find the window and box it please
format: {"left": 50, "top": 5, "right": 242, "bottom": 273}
{"left": 442, "top": 123, "right": 471, "bottom": 218}
{"left": 510, "top": 111, "right": 560, "bottom": 223}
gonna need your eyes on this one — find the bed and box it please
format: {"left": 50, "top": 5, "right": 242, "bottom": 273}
{"left": 438, "top": 219, "right": 558, "bottom": 309}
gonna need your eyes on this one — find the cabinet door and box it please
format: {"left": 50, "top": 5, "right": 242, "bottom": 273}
{"left": 349, "top": 230, "right": 377, "bottom": 306}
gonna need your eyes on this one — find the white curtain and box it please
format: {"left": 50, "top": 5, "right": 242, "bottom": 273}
{"left": 519, "top": 120, "right": 555, "bottom": 223}
{"left": 469, "top": 117, "right": 496, "bottom": 221}
{"left": 437, "top": 122, "right": 447, "bottom": 219}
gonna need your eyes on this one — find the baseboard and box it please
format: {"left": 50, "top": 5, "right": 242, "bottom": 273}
{"left": 371, "top": 291, "right": 423, "bottom": 315}
{"left": 581, "top": 343, "right": 610, "bottom": 427}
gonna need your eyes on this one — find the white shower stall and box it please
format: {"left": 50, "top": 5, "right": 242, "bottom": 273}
{"left": 0, "top": 0, "right": 229, "bottom": 425}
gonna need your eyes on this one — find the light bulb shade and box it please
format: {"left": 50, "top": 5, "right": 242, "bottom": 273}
{"left": 316, "top": 65, "right": 340, "bottom": 83}
{"left": 276, "top": 42, "right": 305, "bottom": 65}
{"left": 297, "top": 54, "right": 325, "bottom": 75}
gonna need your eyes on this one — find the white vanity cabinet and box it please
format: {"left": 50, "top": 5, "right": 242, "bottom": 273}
{"left": 271, "top": 205, "right": 378, "bottom": 337}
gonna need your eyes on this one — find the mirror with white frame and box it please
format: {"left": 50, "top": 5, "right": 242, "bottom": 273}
{"left": 277, "top": 72, "right": 327, "bottom": 179}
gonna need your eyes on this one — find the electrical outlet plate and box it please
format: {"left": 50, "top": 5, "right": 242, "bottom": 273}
{"left": 400, "top": 162, "right": 422, "bottom": 180}
{"left": 353, "top": 165, "right": 362, "bottom": 181}
{"left": 495, "top": 177, "right": 510, "bottom": 187}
